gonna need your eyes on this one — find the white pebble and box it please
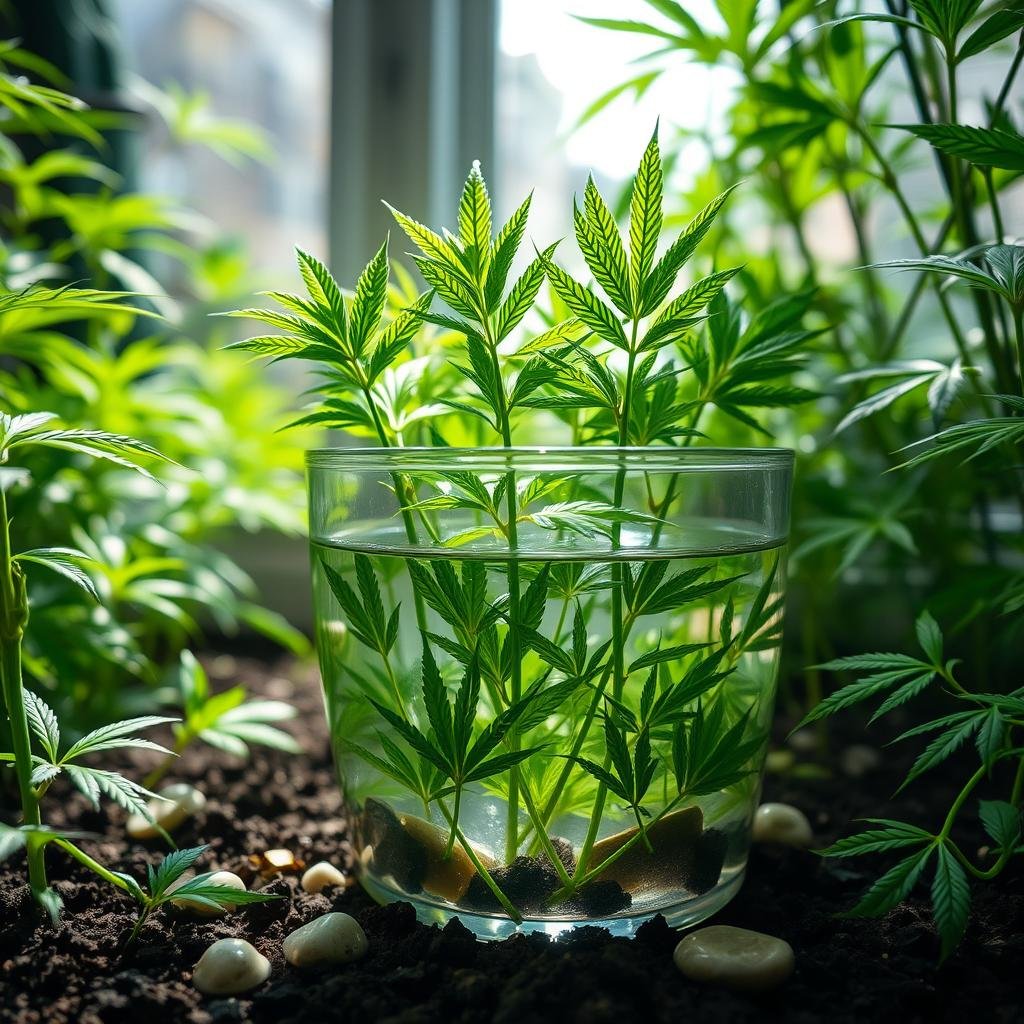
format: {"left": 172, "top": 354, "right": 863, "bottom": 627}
{"left": 192, "top": 938, "right": 270, "bottom": 996}
{"left": 674, "top": 925, "right": 794, "bottom": 992}
{"left": 126, "top": 783, "right": 206, "bottom": 839}
{"left": 301, "top": 861, "right": 347, "bottom": 894}
{"left": 283, "top": 912, "right": 368, "bottom": 967}
{"left": 171, "top": 871, "right": 246, "bottom": 916}
{"left": 752, "top": 802, "right": 813, "bottom": 848}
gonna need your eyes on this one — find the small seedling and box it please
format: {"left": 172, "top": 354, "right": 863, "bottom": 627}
{"left": 143, "top": 650, "right": 300, "bottom": 788}
{"left": 0, "top": 410, "right": 170, "bottom": 917}
{"left": 19, "top": 689, "right": 175, "bottom": 816}
{"left": 112, "top": 844, "right": 282, "bottom": 946}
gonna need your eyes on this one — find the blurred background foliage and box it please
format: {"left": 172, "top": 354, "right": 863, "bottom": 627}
{"left": 0, "top": 3, "right": 316, "bottom": 734}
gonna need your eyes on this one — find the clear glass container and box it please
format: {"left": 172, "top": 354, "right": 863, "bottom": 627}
{"left": 307, "top": 447, "right": 794, "bottom": 939}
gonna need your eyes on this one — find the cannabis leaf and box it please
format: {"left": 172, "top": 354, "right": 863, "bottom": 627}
{"left": 833, "top": 358, "right": 973, "bottom": 434}
{"left": 685, "top": 289, "right": 818, "bottom": 436}
{"left": 227, "top": 246, "right": 430, "bottom": 441}
{"left": 361, "top": 642, "right": 545, "bottom": 848}
{"left": 894, "top": 123, "right": 1024, "bottom": 172}
{"left": 897, "top": 396, "right": 1024, "bottom": 468}
{"left": 873, "top": 245, "right": 1024, "bottom": 308}
{"left": 170, "top": 650, "right": 298, "bottom": 763}
{"left": 21, "top": 689, "right": 175, "bottom": 808}
{"left": 798, "top": 610, "right": 954, "bottom": 727}
{"left": 672, "top": 699, "right": 765, "bottom": 797}
{"left": 320, "top": 555, "right": 400, "bottom": 659}
{"left": 0, "top": 412, "right": 167, "bottom": 480}
{"left": 13, "top": 547, "right": 99, "bottom": 601}
{"left": 571, "top": 712, "right": 659, "bottom": 833}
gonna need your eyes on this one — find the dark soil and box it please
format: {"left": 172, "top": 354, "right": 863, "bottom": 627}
{"left": 1, "top": 653, "right": 1022, "bottom": 1024}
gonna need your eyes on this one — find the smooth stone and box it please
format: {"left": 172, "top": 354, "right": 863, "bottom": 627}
{"left": 126, "top": 783, "right": 206, "bottom": 839}
{"left": 399, "top": 812, "right": 486, "bottom": 902}
{"left": 283, "top": 912, "right": 368, "bottom": 967}
{"left": 584, "top": 806, "right": 705, "bottom": 895}
{"left": 674, "top": 925, "right": 794, "bottom": 992}
{"left": 171, "top": 871, "right": 246, "bottom": 916}
{"left": 192, "top": 938, "right": 270, "bottom": 996}
{"left": 840, "top": 744, "right": 882, "bottom": 778}
{"left": 301, "top": 861, "right": 348, "bottom": 894}
{"left": 360, "top": 798, "right": 490, "bottom": 902}
{"left": 752, "top": 802, "right": 813, "bottom": 848}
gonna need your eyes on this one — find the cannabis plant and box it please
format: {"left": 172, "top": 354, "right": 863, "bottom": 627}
{"left": 143, "top": 650, "right": 299, "bottom": 790}
{"left": 115, "top": 845, "right": 280, "bottom": 947}
{"left": 800, "top": 610, "right": 1022, "bottom": 959}
{"left": 0, "top": 405, "right": 172, "bottom": 918}
{"left": 234, "top": 129, "right": 807, "bottom": 926}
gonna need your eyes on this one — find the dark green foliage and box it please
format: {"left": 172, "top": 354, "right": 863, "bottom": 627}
{"left": 580, "top": 0, "right": 1024, "bottom": 958}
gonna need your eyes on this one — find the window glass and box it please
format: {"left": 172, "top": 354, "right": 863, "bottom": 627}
{"left": 113, "top": 0, "right": 331, "bottom": 277}
{"left": 496, "top": 0, "right": 732, "bottom": 246}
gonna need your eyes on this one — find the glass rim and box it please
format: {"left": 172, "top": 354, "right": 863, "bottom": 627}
{"left": 305, "top": 445, "right": 794, "bottom": 473}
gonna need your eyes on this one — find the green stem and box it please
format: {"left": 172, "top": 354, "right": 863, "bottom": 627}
{"left": 983, "top": 169, "right": 1005, "bottom": 243}
{"left": 938, "top": 753, "right": 1024, "bottom": 883}
{"left": 0, "top": 488, "right": 48, "bottom": 902}
{"left": 535, "top": 654, "right": 617, "bottom": 829}
{"left": 551, "top": 595, "right": 571, "bottom": 646}
{"left": 480, "top": 315, "right": 524, "bottom": 863}
{"left": 851, "top": 116, "right": 1005, "bottom": 388}
{"left": 994, "top": 35, "right": 1024, "bottom": 118}
{"left": 126, "top": 913, "right": 149, "bottom": 948}
{"left": 437, "top": 799, "right": 522, "bottom": 923}
{"left": 53, "top": 838, "right": 133, "bottom": 893}
{"left": 359, "top": 377, "right": 431, "bottom": 631}
{"left": 572, "top": 322, "right": 640, "bottom": 879}
{"left": 444, "top": 785, "right": 462, "bottom": 858}
{"left": 518, "top": 780, "right": 575, "bottom": 889}
{"left": 938, "top": 763, "right": 987, "bottom": 841}
{"left": 1013, "top": 305, "right": 1024, "bottom": 397}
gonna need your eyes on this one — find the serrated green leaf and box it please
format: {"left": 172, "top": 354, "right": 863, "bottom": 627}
{"left": 958, "top": 7, "right": 1024, "bottom": 60}
{"left": 824, "top": 820, "right": 932, "bottom": 857}
{"left": 23, "top": 690, "right": 59, "bottom": 761}
{"left": 458, "top": 160, "right": 492, "bottom": 276}
{"left": 576, "top": 180, "right": 631, "bottom": 316}
{"left": 641, "top": 185, "right": 737, "bottom": 315}
{"left": 978, "top": 800, "right": 1021, "bottom": 852}
{"left": 628, "top": 128, "right": 663, "bottom": 303}
{"left": 895, "top": 123, "right": 1024, "bottom": 171}
{"left": 348, "top": 239, "right": 389, "bottom": 356}
{"left": 931, "top": 844, "right": 970, "bottom": 960}
{"left": 496, "top": 243, "right": 556, "bottom": 340}
{"left": 15, "top": 547, "right": 99, "bottom": 601}
{"left": 542, "top": 258, "right": 627, "bottom": 349}
{"left": 485, "top": 192, "right": 532, "bottom": 306}
{"left": 845, "top": 846, "right": 934, "bottom": 918}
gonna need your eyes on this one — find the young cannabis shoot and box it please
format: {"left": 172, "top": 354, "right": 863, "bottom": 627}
{"left": 143, "top": 650, "right": 299, "bottom": 789}
{"left": 112, "top": 845, "right": 281, "bottom": 947}
{"left": 230, "top": 128, "right": 803, "bottom": 920}
{"left": 800, "top": 610, "right": 1023, "bottom": 960}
